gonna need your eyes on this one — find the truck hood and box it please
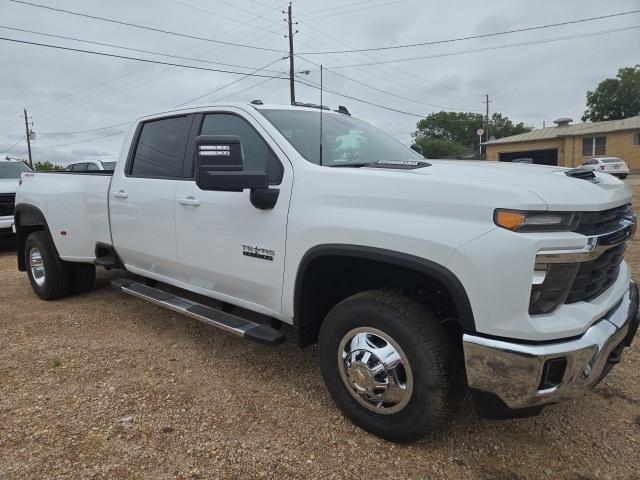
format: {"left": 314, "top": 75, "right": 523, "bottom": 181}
{"left": 0, "top": 178, "right": 20, "bottom": 195}
{"left": 398, "top": 160, "right": 632, "bottom": 211}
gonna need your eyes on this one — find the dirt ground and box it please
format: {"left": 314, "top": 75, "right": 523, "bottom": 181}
{"left": 1, "top": 185, "right": 639, "bottom": 480}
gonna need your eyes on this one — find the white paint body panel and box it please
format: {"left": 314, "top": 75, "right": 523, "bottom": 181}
{"left": 15, "top": 104, "right": 635, "bottom": 342}
{"left": 15, "top": 172, "right": 112, "bottom": 261}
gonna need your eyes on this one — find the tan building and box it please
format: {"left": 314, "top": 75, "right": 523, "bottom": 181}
{"left": 484, "top": 116, "right": 640, "bottom": 172}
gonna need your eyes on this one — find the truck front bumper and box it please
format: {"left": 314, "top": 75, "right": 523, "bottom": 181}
{"left": 463, "top": 281, "right": 639, "bottom": 416}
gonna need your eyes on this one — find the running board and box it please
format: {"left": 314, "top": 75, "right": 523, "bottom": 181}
{"left": 111, "top": 278, "right": 285, "bottom": 345}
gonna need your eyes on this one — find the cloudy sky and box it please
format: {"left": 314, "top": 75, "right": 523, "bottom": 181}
{"left": 0, "top": 0, "right": 638, "bottom": 165}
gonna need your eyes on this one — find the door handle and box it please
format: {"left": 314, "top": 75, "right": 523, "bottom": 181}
{"left": 112, "top": 190, "right": 128, "bottom": 199}
{"left": 179, "top": 196, "right": 201, "bottom": 206}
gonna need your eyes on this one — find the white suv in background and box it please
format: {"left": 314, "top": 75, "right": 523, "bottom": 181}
{"left": 581, "top": 157, "right": 630, "bottom": 179}
{"left": 64, "top": 160, "right": 117, "bottom": 172}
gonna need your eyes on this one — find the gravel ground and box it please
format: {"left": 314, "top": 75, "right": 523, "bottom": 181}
{"left": 1, "top": 184, "right": 639, "bottom": 480}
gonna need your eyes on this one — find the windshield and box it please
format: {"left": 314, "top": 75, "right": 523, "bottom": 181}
{"left": 602, "top": 159, "right": 622, "bottom": 164}
{"left": 259, "top": 109, "right": 423, "bottom": 166}
{"left": 0, "top": 162, "right": 30, "bottom": 179}
{"left": 101, "top": 161, "right": 117, "bottom": 170}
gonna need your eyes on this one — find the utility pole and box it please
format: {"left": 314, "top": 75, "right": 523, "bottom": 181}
{"left": 286, "top": 3, "right": 296, "bottom": 104}
{"left": 484, "top": 94, "right": 491, "bottom": 143}
{"left": 23, "top": 108, "right": 33, "bottom": 169}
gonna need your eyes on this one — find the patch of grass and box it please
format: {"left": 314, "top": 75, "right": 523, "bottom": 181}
{"left": 52, "top": 359, "right": 61, "bottom": 368}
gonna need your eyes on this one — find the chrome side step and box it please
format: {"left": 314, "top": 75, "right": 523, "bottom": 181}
{"left": 111, "top": 278, "right": 285, "bottom": 345}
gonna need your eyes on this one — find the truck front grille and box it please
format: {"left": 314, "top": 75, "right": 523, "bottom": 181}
{"left": 0, "top": 193, "right": 16, "bottom": 217}
{"left": 575, "top": 203, "right": 632, "bottom": 236}
{"left": 565, "top": 243, "right": 627, "bottom": 303}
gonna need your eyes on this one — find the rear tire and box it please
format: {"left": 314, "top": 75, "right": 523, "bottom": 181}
{"left": 619, "top": 174, "right": 628, "bottom": 179}
{"left": 25, "top": 231, "right": 71, "bottom": 300}
{"left": 318, "top": 290, "right": 458, "bottom": 443}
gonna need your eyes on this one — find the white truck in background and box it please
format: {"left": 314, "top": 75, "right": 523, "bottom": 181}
{"left": 0, "top": 159, "right": 31, "bottom": 236}
{"left": 14, "top": 103, "right": 640, "bottom": 442}
{"left": 64, "top": 159, "right": 117, "bottom": 172}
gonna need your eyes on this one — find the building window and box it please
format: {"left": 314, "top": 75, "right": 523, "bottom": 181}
{"left": 582, "top": 136, "right": 606, "bottom": 156}
{"left": 635, "top": 132, "right": 640, "bottom": 145}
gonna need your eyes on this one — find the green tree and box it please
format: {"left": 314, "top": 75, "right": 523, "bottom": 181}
{"left": 582, "top": 66, "right": 640, "bottom": 122}
{"left": 33, "top": 161, "right": 64, "bottom": 171}
{"left": 416, "top": 138, "right": 466, "bottom": 159}
{"left": 411, "top": 111, "right": 532, "bottom": 158}
{"left": 489, "top": 112, "right": 531, "bottom": 139}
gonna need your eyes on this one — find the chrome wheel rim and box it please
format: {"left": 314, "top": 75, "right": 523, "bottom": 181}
{"left": 338, "top": 327, "right": 413, "bottom": 414}
{"left": 29, "top": 248, "right": 46, "bottom": 287}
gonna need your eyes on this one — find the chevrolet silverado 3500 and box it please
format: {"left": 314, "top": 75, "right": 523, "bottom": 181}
{"left": 14, "top": 103, "right": 639, "bottom": 442}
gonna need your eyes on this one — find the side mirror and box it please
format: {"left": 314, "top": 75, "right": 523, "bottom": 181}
{"left": 410, "top": 143, "right": 423, "bottom": 155}
{"left": 194, "top": 135, "right": 279, "bottom": 209}
{"left": 195, "top": 135, "right": 267, "bottom": 192}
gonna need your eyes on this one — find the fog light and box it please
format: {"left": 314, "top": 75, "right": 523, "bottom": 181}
{"left": 538, "top": 358, "right": 567, "bottom": 391}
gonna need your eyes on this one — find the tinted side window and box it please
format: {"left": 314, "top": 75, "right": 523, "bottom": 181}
{"left": 72, "top": 163, "right": 87, "bottom": 171}
{"left": 86, "top": 162, "right": 99, "bottom": 171}
{"left": 131, "top": 116, "right": 191, "bottom": 178}
{"left": 200, "top": 114, "right": 283, "bottom": 183}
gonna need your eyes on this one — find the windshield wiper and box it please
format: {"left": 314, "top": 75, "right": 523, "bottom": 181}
{"left": 327, "top": 162, "right": 372, "bottom": 168}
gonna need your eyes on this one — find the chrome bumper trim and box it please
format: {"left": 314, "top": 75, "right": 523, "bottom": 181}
{"left": 463, "top": 281, "right": 639, "bottom": 410}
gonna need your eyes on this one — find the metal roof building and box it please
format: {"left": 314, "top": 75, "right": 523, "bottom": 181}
{"left": 484, "top": 116, "right": 640, "bottom": 172}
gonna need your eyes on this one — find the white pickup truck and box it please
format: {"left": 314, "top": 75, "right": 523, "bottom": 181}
{"left": 14, "top": 103, "right": 639, "bottom": 442}
{"left": 1, "top": 159, "right": 31, "bottom": 236}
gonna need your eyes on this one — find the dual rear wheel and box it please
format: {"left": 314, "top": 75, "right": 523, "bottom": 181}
{"left": 25, "top": 231, "right": 95, "bottom": 300}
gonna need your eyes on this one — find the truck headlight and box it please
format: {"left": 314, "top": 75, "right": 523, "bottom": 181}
{"left": 529, "top": 263, "right": 579, "bottom": 315}
{"left": 494, "top": 209, "right": 581, "bottom": 232}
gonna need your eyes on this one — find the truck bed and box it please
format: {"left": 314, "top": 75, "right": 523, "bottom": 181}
{"left": 16, "top": 171, "right": 113, "bottom": 262}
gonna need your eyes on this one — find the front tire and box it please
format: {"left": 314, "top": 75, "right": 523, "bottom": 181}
{"left": 318, "top": 290, "right": 458, "bottom": 443}
{"left": 619, "top": 174, "right": 628, "bottom": 179}
{"left": 25, "top": 231, "right": 71, "bottom": 300}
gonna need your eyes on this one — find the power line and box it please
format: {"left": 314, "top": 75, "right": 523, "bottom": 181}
{"left": 0, "top": 25, "right": 286, "bottom": 73}
{"left": 37, "top": 122, "right": 130, "bottom": 136}
{"left": 7, "top": 0, "right": 285, "bottom": 53}
{"left": 175, "top": 57, "right": 288, "bottom": 107}
{"left": 31, "top": 29, "right": 283, "bottom": 121}
{"left": 17, "top": 9, "right": 288, "bottom": 116}
{"left": 319, "top": 25, "right": 640, "bottom": 69}
{"left": 297, "top": 54, "right": 483, "bottom": 111}
{"left": 0, "top": 36, "right": 291, "bottom": 79}
{"left": 294, "top": 30, "right": 482, "bottom": 110}
{"left": 297, "top": 0, "right": 383, "bottom": 17}
{"left": 298, "top": 9, "right": 640, "bottom": 54}
{"left": 299, "top": 21, "right": 483, "bottom": 97}
{"left": 167, "top": 0, "right": 282, "bottom": 35}
{"left": 39, "top": 131, "right": 125, "bottom": 149}
{"left": 299, "top": 0, "right": 405, "bottom": 21}
{"left": 211, "top": 76, "right": 280, "bottom": 102}
{"left": 1, "top": 136, "right": 25, "bottom": 155}
{"left": 295, "top": 76, "right": 427, "bottom": 118}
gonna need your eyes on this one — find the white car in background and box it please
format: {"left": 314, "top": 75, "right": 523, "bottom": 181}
{"left": 0, "top": 160, "right": 32, "bottom": 236}
{"left": 581, "top": 157, "right": 629, "bottom": 179}
{"left": 64, "top": 160, "right": 117, "bottom": 172}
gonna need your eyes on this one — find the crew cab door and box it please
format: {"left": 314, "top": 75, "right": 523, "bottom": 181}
{"left": 173, "top": 110, "right": 292, "bottom": 315}
{"left": 110, "top": 114, "right": 194, "bottom": 278}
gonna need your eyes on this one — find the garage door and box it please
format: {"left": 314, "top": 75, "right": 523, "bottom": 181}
{"left": 499, "top": 149, "right": 558, "bottom": 166}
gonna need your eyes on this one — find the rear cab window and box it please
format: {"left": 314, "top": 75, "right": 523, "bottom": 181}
{"left": 128, "top": 115, "right": 193, "bottom": 178}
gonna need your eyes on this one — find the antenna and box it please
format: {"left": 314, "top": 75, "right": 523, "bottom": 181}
{"left": 319, "top": 64, "right": 323, "bottom": 166}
